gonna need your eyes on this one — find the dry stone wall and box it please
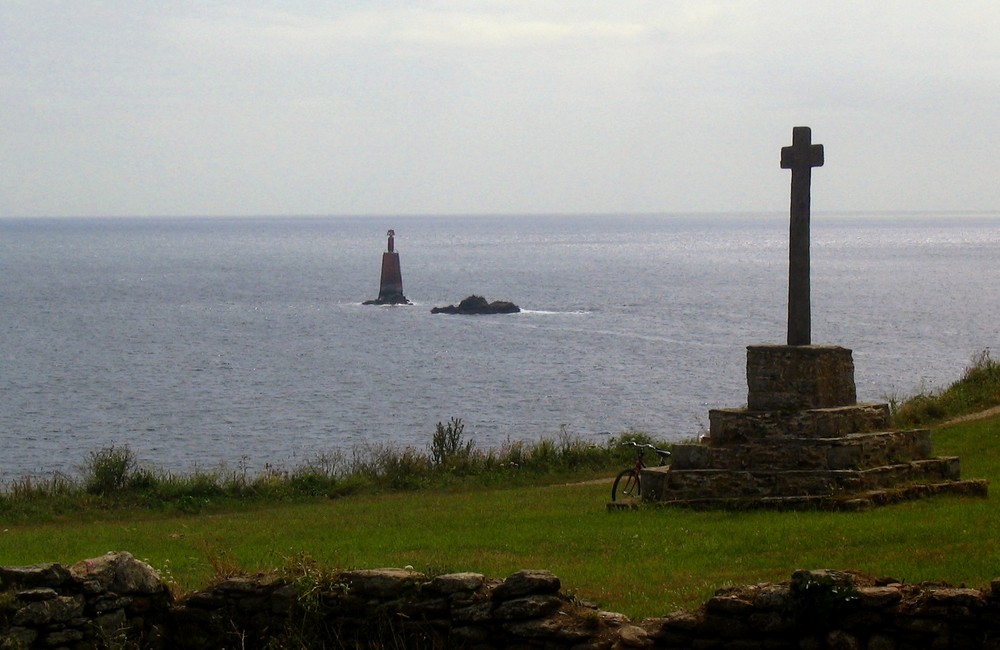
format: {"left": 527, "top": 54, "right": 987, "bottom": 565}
{"left": 4, "top": 553, "right": 1000, "bottom": 648}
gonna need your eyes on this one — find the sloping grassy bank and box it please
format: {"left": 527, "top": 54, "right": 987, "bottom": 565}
{"left": 892, "top": 348, "right": 1000, "bottom": 427}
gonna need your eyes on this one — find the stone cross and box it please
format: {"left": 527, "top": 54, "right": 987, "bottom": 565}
{"left": 780, "top": 126, "right": 824, "bottom": 346}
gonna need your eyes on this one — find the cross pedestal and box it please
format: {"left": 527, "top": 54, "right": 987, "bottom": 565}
{"left": 745, "top": 344, "right": 856, "bottom": 411}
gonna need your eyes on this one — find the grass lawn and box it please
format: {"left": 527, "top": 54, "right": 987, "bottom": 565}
{"left": 0, "top": 416, "right": 997, "bottom": 621}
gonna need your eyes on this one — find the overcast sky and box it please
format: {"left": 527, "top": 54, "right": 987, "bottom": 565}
{"left": 2, "top": 2, "right": 998, "bottom": 217}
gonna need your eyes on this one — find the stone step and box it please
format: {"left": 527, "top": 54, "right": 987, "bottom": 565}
{"left": 640, "top": 457, "right": 962, "bottom": 501}
{"left": 671, "top": 429, "right": 933, "bottom": 472}
{"left": 709, "top": 402, "right": 891, "bottom": 443}
{"left": 642, "top": 479, "right": 988, "bottom": 511}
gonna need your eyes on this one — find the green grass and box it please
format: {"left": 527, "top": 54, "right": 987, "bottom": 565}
{"left": 0, "top": 415, "right": 996, "bottom": 621}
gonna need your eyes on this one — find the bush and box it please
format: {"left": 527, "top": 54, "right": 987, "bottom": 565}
{"left": 430, "top": 418, "right": 475, "bottom": 468}
{"left": 83, "top": 445, "right": 148, "bottom": 496}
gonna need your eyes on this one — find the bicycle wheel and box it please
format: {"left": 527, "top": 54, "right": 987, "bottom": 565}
{"left": 611, "top": 469, "right": 640, "bottom": 501}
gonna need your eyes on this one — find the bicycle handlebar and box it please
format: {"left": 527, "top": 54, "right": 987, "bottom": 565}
{"left": 620, "top": 441, "right": 671, "bottom": 457}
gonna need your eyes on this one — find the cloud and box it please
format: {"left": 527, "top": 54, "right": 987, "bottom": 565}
{"left": 1, "top": 2, "right": 999, "bottom": 216}
{"left": 162, "top": 6, "right": 649, "bottom": 57}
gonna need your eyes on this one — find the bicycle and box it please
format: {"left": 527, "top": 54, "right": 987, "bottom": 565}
{"left": 611, "top": 441, "right": 671, "bottom": 501}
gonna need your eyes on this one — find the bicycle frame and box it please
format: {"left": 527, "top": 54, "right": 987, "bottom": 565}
{"left": 611, "top": 441, "right": 670, "bottom": 502}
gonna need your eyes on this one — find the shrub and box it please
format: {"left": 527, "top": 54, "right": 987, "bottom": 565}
{"left": 430, "top": 417, "right": 475, "bottom": 467}
{"left": 83, "top": 445, "right": 143, "bottom": 496}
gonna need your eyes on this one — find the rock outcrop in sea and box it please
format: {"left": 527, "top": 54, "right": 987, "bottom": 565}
{"left": 431, "top": 295, "right": 520, "bottom": 315}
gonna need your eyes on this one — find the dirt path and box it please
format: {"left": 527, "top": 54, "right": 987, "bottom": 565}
{"left": 564, "top": 477, "right": 612, "bottom": 486}
{"left": 941, "top": 404, "right": 1000, "bottom": 426}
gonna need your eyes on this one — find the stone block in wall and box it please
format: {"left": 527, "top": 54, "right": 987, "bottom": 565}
{"left": 12, "top": 594, "right": 85, "bottom": 626}
{"left": 425, "top": 572, "right": 485, "bottom": 596}
{"left": 340, "top": 568, "right": 425, "bottom": 598}
{"left": 0, "top": 563, "right": 72, "bottom": 589}
{"left": 491, "top": 569, "right": 560, "bottom": 600}
{"left": 493, "top": 595, "right": 562, "bottom": 620}
{"left": 747, "top": 345, "right": 857, "bottom": 411}
{"left": 70, "top": 551, "right": 166, "bottom": 596}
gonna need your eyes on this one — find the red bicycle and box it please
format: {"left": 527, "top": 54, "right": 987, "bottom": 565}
{"left": 611, "top": 441, "right": 671, "bottom": 501}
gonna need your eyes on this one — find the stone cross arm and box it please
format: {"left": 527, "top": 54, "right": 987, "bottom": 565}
{"left": 780, "top": 128, "right": 824, "bottom": 173}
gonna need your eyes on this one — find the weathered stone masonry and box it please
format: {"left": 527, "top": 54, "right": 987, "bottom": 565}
{"left": 5, "top": 552, "right": 1000, "bottom": 648}
{"left": 641, "top": 345, "right": 988, "bottom": 509}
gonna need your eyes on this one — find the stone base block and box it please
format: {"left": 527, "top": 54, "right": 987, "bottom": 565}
{"left": 671, "top": 429, "right": 933, "bottom": 472}
{"left": 643, "top": 341, "right": 983, "bottom": 510}
{"left": 636, "top": 479, "right": 988, "bottom": 511}
{"left": 641, "top": 457, "right": 961, "bottom": 502}
{"left": 709, "top": 403, "right": 890, "bottom": 443}
{"left": 747, "top": 345, "right": 857, "bottom": 410}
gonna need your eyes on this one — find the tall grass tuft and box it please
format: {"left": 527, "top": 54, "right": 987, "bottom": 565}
{"left": 892, "top": 348, "right": 1000, "bottom": 427}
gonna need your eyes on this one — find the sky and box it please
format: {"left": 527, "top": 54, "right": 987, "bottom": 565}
{"left": 2, "top": 2, "right": 998, "bottom": 218}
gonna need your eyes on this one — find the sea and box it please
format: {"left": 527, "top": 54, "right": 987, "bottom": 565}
{"left": 1, "top": 212, "right": 998, "bottom": 480}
